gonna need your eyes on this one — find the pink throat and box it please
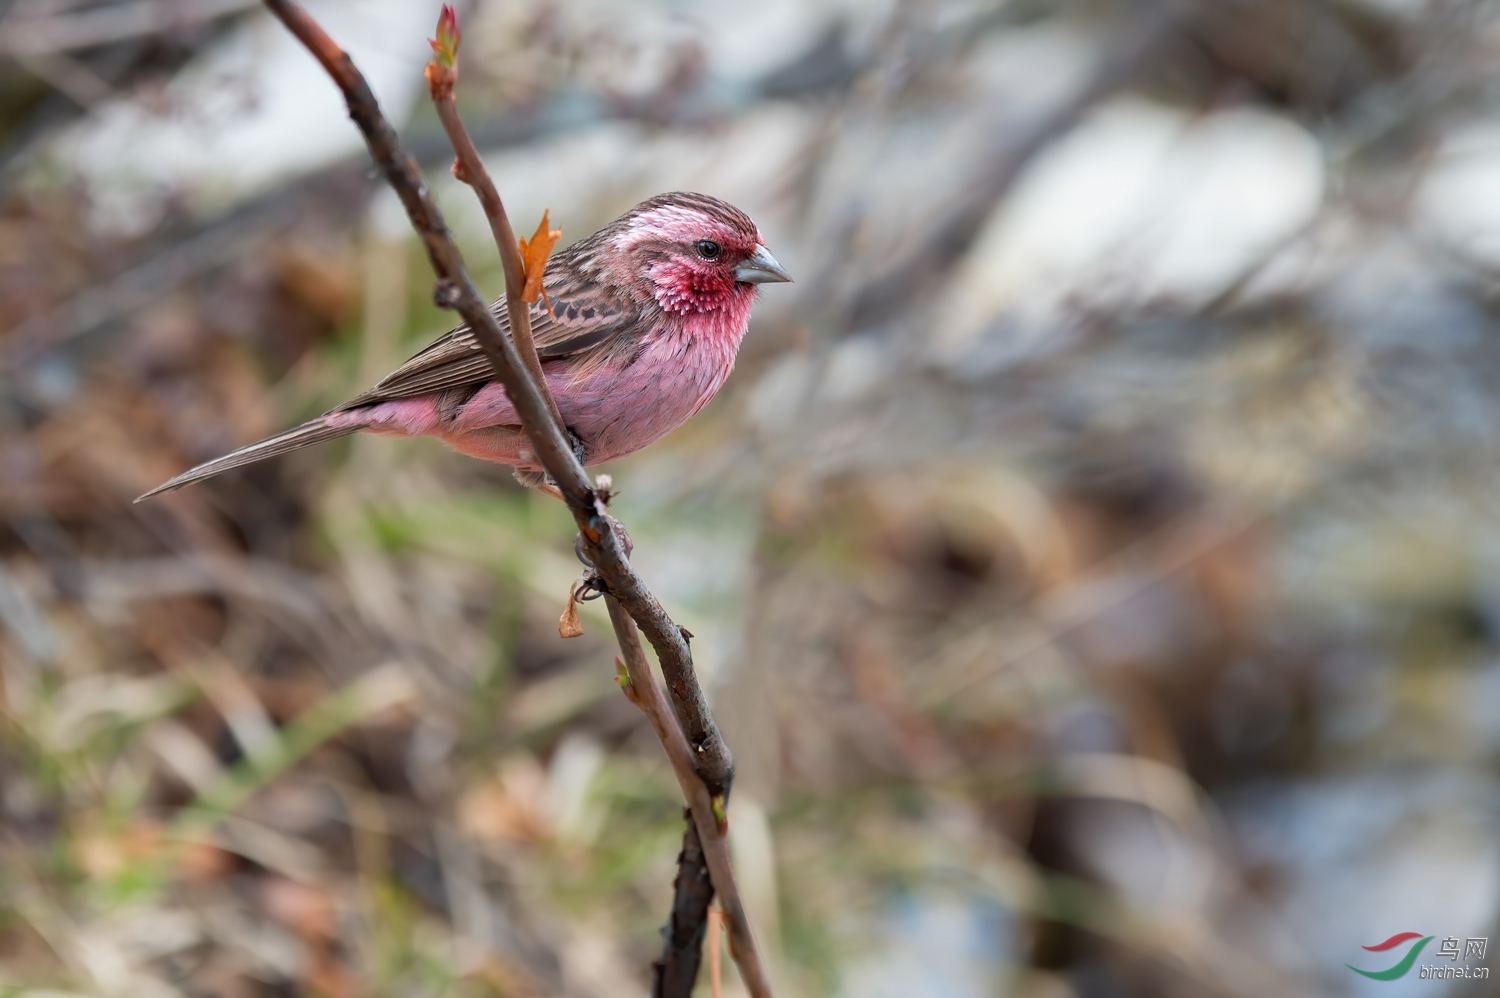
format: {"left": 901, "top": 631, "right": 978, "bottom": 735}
{"left": 650, "top": 259, "right": 742, "bottom": 315}
{"left": 657, "top": 280, "right": 758, "bottom": 349}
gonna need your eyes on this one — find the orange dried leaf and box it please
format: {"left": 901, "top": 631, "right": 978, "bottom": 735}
{"left": 558, "top": 578, "right": 583, "bottom": 638}
{"left": 517, "top": 210, "right": 561, "bottom": 303}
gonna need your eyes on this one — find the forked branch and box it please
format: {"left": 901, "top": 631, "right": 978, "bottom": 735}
{"left": 607, "top": 597, "right": 771, "bottom": 998}
{"left": 259, "top": 1, "right": 766, "bottom": 993}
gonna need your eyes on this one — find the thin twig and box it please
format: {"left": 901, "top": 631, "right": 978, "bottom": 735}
{"left": 709, "top": 906, "right": 724, "bottom": 998}
{"left": 607, "top": 597, "right": 771, "bottom": 998}
{"left": 426, "top": 31, "right": 566, "bottom": 434}
{"left": 259, "top": 0, "right": 760, "bottom": 989}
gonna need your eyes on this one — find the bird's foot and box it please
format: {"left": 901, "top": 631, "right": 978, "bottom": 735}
{"left": 513, "top": 429, "right": 586, "bottom": 501}
{"left": 512, "top": 467, "right": 561, "bottom": 499}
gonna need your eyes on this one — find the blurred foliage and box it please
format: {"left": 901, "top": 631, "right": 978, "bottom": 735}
{"left": 4, "top": 0, "right": 1500, "bottom": 996}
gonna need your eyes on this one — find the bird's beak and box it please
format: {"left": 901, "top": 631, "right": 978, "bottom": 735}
{"left": 735, "top": 244, "right": 793, "bottom": 284}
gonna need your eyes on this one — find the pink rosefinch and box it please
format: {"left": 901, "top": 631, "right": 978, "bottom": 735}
{"left": 137, "top": 192, "right": 791, "bottom": 501}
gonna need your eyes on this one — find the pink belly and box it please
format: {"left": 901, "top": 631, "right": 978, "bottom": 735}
{"left": 436, "top": 332, "right": 735, "bottom": 470}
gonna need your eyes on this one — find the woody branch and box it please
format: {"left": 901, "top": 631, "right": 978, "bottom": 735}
{"left": 258, "top": 1, "right": 768, "bottom": 995}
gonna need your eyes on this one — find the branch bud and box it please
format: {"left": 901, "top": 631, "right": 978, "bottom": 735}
{"left": 425, "top": 4, "right": 460, "bottom": 98}
{"left": 429, "top": 4, "right": 460, "bottom": 66}
{"left": 710, "top": 795, "right": 728, "bottom": 832}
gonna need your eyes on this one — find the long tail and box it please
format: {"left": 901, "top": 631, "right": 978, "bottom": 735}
{"left": 134, "top": 417, "right": 361, "bottom": 502}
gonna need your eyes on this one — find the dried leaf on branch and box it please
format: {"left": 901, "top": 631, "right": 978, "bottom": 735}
{"left": 519, "top": 210, "right": 562, "bottom": 305}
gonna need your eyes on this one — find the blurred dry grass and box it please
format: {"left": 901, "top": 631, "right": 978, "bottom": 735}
{"left": 3, "top": 0, "right": 1500, "bottom": 996}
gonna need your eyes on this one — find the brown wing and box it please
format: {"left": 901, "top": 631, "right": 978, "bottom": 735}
{"left": 334, "top": 274, "right": 640, "bottom": 413}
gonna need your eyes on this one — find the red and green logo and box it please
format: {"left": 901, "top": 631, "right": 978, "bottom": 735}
{"left": 1348, "top": 932, "right": 1434, "bottom": 981}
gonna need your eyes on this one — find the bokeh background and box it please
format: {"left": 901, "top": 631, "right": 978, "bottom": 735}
{"left": 3, "top": 0, "right": 1500, "bottom": 995}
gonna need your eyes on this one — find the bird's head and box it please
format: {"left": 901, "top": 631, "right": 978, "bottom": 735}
{"left": 609, "top": 192, "right": 792, "bottom": 318}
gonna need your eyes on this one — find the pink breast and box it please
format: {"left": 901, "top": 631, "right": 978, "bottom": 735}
{"left": 449, "top": 292, "right": 753, "bottom": 468}
{"left": 566, "top": 329, "right": 737, "bottom": 465}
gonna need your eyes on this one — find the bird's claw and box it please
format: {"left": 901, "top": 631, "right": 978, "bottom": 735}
{"left": 573, "top": 514, "right": 633, "bottom": 569}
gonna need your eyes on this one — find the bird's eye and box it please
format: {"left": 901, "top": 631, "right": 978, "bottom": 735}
{"left": 695, "top": 240, "right": 721, "bottom": 259}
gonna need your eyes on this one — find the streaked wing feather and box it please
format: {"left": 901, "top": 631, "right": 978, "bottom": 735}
{"left": 335, "top": 277, "right": 638, "bottom": 412}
